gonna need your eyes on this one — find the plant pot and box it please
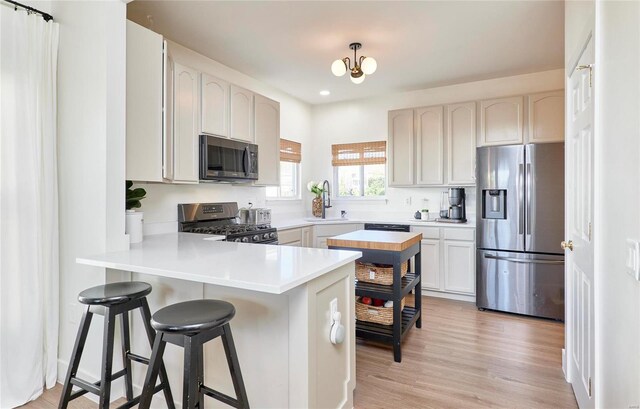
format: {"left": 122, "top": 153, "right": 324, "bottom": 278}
{"left": 311, "top": 197, "right": 323, "bottom": 218}
{"left": 125, "top": 210, "right": 144, "bottom": 244}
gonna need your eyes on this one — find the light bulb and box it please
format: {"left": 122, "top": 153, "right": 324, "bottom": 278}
{"left": 331, "top": 59, "right": 347, "bottom": 77}
{"left": 361, "top": 57, "right": 377, "bottom": 75}
{"left": 350, "top": 73, "right": 365, "bottom": 84}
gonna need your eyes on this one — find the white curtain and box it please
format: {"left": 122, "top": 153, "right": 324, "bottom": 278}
{"left": 0, "top": 5, "right": 59, "bottom": 408}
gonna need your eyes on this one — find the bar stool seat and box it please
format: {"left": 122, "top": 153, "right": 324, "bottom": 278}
{"left": 140, "top": 299, "right": 249, "bottom": 409}
{"left": 151, "top": 299, "right": 235, "bottom": 334}
{"left": 78, "top": 281, "right": 152, "bottom": 305}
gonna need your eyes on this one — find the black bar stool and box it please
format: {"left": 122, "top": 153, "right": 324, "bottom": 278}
{"left": 59, "top": 282, "right": 175, "bottom": 409}
{"left": 139, "top": 299, "right": 250, "bottom": 409}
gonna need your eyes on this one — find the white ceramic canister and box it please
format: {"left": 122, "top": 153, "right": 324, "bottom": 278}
{"left": 125, "top": 210, "right": 144, "bottom": 244}
{"left": 421, "top": 210, "right": 429, "bottom": 221}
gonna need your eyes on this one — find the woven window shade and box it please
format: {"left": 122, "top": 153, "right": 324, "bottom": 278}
{"left": 331, "top": 141, "right": 387, "bottom": 166}
{"left": 280, "top": 139, "right": 301, "bottom": 163}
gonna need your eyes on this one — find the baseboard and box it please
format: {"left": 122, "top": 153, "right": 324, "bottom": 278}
{"left": 422, "top": 290, "right": 476, "bottom": 303}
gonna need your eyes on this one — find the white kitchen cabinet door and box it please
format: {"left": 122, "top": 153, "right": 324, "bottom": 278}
{"left": 416, "top": 106, "right": 444, "bottom": 185}
{"left": 163, "top": 42, "right": 174, "bottom": 182}
{"left": 479, "top": 96, "right": 524, "bottom": 146}
{"left": 316, "top": 237, "right": 328, "bottom": 249}
{"left": 230, "top": 85, "right": 254, "bottom": 142}
{"left": 446, "top": 102, "right": 476, "bottom": 185}
{"left": 527, "top": 90, "right": 565, "bottom": 143}
{"left": 173, "top": 62, "right": 199, "bottom": 183}
{"left": 301, "top": 227, "right": 313, "bottom": 247}
{"left": 443, "top": 240, "right": 475, "bottom": 294}
{"left": 254, "top": 94, "right": 280, "bottom": 186}
{"left": 420, "top": 239, "right": 441, "bottom": 290}
{"left": 388, "top": 109, "right": 415, "bottom": 186}
{"left": 125, "top": 21, "right": 163, "bottom": 182}
{"left": 200, "top": 73, "right": 229, "bottom": 137}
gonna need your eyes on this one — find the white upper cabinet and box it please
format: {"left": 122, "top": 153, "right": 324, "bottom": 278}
{"left": 163, "top": 42, "right": 174, "bottom": 181}
{"left": 447, "top": 102, "right": 476, "bottom": 185}
{"left": 479, "top": 96, "right": 524, "bottom": 146}
{"left": 230, "top": 85, "right": 254, "bottom": 142}
{"left": 527, "top": 90, "right": 564, "bottom": 143}
{"left": 125, "top": 21, "right": 163, "bottom": 182}
{"left": 416, "top": 106, "right": 444, "bottom": 185}
{"left": 253, "top": 94, "right": 280, "bottom": 186}
{"left": 173, "top": 62, "right": 199, "bottom": 183}
{"left": 388, "top": 109, "right": 415, "bottom": 186}
{"left": 200, "top": 73, "right": 229, "bottom": 137}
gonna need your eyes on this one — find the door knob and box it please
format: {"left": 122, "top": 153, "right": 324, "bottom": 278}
{"left": 561, "top": 240, "right": 574, "bottom": 251}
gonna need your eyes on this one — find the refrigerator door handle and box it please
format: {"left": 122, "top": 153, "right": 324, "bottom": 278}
{"left": 526, "top": 162, "right": 532, "bottom": 243}
{"left": 518, "top": 163, "right": 525, "bottom": 235}
{"left": 484, "top": 254, "right": 564, "bottom": 265}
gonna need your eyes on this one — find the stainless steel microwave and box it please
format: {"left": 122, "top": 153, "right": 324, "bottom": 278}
{"left": 200, "top": 135, "right": 258, "bottom": 182}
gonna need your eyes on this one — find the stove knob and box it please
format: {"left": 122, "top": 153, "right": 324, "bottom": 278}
{"left": 252, "top": 235, "right": 260, "bottom": 242}
{"left": 234, "top": 238, "right": 242, "bottom": 243}
{"left": 241, "top": 237, "right": 249, "bottom": 243}
{"left": 263, "top": 233, "right": 270, "bottom": 239}
{"left": 269, "top": 232, "right": 277, "bottom": 239}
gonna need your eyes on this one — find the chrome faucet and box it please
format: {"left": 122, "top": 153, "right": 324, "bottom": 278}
{"left": 321, "top": 180, "right": 332, "bottom": 219}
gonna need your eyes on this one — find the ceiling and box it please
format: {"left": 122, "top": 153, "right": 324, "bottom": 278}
{"left": 127, "top": 1, "right": 564, "bottom": 105}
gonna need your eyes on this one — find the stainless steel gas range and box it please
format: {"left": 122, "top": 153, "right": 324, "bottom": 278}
{"left": 178, "top": 202, "right": 278, "bottom": 244}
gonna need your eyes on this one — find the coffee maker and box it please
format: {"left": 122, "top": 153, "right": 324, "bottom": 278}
{"left": 437, "top": 187, "right": 467, "bottom": 223}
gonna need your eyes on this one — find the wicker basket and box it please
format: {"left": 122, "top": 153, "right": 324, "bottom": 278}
{"left": 355, "top": 261, "right": 408, "bottom": 286}
{"left": 355, "top": 297, "right": 406, "bottom": 326}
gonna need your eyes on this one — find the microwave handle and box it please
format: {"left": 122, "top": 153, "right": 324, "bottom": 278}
{"left": 243, "top": 146, "right": 250, "bottom": 174}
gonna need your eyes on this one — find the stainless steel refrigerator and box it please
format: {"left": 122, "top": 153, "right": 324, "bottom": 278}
{"left": 476, "top": 143, "right": 565, "bottom": 320}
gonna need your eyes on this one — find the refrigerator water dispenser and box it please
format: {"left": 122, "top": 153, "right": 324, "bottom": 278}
{"left": 482, "top": 189, "right": 507, "bottom": 219}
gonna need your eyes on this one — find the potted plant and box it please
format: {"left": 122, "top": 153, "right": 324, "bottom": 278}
{"left": 125, "top": 180, "right": 146, "bottom": 243}
{"left": 307, "top": 181, "right": 326, "bottom": 218}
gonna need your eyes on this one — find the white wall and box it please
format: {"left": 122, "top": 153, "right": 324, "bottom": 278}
{"left": 310, "top": 69, "right": 564, "bottom": 220}
{"left": 594, "top": 1, "right": 640, "bottom": 407}
{"left": 52, "top": 0, "right": 127, "bottom": 391}
{"left": 135, "top": 40, "right": 312, "bottom": 233}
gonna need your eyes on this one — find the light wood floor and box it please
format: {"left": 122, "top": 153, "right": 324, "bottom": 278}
{"left": 22, "top": 297, "right": 576, "bottom": 409}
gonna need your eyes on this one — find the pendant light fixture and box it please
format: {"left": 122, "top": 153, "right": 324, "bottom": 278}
{"left": 331, "top": 43, "right": 377, "bottom": 84}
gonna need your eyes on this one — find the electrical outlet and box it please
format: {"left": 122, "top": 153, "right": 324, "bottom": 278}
{"left": 626, "top": 239, "right": 640, "bottom": 281}
{"left": 405, "top": 197, "right": 412, "bottom": 205}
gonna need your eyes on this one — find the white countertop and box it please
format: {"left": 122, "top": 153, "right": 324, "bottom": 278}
{"left": 272, "top": 217, "right": 476, "bottom": 230}
{"left": 77, "top": 233, "right": 361, "bottom": 294}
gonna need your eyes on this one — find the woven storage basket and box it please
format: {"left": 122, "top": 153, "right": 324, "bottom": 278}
{"left": 355, "top": 297, "right": 406, "bottom": 326}
{"left": 355, "top": 261, "right": 408, "bottom": 286}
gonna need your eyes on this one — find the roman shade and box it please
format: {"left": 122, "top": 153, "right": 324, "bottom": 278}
{"left": 280, "top": 139, "right": 301, "bottom": 163}
{"left": 331, "top": 141, "right": 387, "bottom": 166}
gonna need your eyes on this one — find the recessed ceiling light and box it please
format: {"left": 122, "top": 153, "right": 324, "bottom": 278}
{"left": 319, "top": 90, "right": 331, "bottom": 96}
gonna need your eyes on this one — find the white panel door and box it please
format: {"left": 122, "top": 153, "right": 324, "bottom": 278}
{"left": 446, "top": 102, "right": 476, "bottom": 185}
{"left": 566, "top": 36, "right": 595, "bottom": 409}
{"left": 254, "top": 94, "right": 280, "bottom": 186}
{"left": 173, "top": 62, "right": 199, "bottom": 183}
{"left": 416, "top": 106, "right": 444, "bottom": 185}
{"left": 420, "top": 239, "right": 441, "bottom": 290}
{"left": 528, "top": 90, "right": 565, "bottom": 143}
{"left": 125, "top": 21, "right": 163, "bottom": 182}
{"left": 479, "top": 96, "right": 524, "bottom": 146}
{"left": 230, "top": 85, "right": 254, "bottom": 142}
{"left": 443, "top": 240, "right": 475, "bottom": 294}
{"left": 388, "top": 109, "right": 415, "bottom": 186}
{"left": 200, "top": 72, "right": 229, "bottom": 137}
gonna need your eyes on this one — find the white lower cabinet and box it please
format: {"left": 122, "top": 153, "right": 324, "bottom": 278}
{"left": 315, "top": 223, "right": 364, "bottom": 249}
{"left": 413, "top": 226, "right": 475, "bottom": 298}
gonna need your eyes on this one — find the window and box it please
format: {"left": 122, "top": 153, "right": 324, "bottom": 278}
{"left": 332, "top": 141, "right": 386, "bottom": 198}
{"left": 266, "top": 139, "right": 302, "bottom": 199}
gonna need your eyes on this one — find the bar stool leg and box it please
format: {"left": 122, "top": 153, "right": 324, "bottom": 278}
{"left": 99, "top": 309, "right": 116, "bottom": 409}
{"left": 140, "top": 299, "right": 176, "bottom": 408}
{"left": 120, "top": 310, "right": 134, "bottom": 401}
{"left": 139, "top": 332, "right": 168, "bottom": 409}
{"left": 58, "top": 307, "right": 94, "bottom": 409}
{"left": 221, "top": 324, "right": 250, "bottom": 409}
{"left": 183, "top": 336, "right": 200, "bottom": 409}
{"left": 197, "top": 343, "right": 205, "bottom": 409}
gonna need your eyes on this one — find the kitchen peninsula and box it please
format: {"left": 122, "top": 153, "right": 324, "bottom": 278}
{"left": 77, "top": 233, "right": 361, "bottom": 408}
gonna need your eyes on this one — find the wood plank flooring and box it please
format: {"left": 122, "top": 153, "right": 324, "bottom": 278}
{"left": 21, "top": 297, "right": 576, "bottom": 409}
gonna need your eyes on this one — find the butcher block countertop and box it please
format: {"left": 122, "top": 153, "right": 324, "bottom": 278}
{"left": 327, "top": 230, "right": 423, "bottom": 252}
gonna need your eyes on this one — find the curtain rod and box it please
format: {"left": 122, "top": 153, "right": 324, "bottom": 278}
{"left": 3, "top": 0, "right": 53, "bottom": 21}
